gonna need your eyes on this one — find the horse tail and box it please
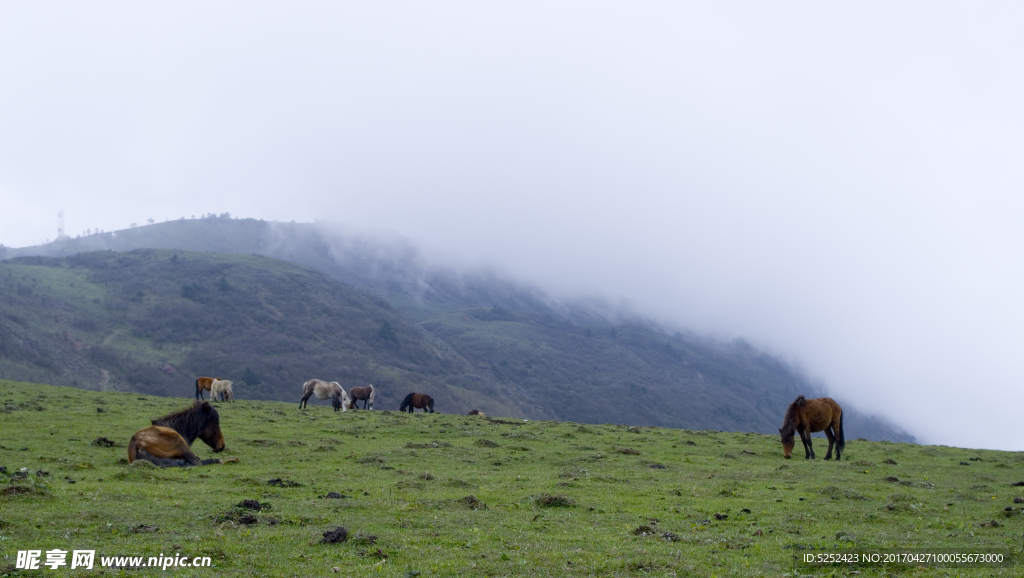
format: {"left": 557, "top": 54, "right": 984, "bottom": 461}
{"left": 837, "top": 406, "right": 845, "bottom": 452}
{"left": 399, "top": 392, "right": 413, "bottom": 412}
{"left": 127, "top": 435, "right": 139, "bottom": 463}
{"left": 195, "top": 378, "right": 201, "bottom": 400}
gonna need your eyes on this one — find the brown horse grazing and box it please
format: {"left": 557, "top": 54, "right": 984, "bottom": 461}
{"left": 195, "top": 376, "right": 223, "bottom": 400}
{"left": 128, "top": 401, "right": 225, "bottom": 467}
{"left": 399, "top": 392, "right": 434, "bottom": 413}
{"left": 467, "top": 409, "right": 485, "bottom": 417}
{"left": 127, "top": 427, "right": 221, "bottom": 467}
{"left": 779, "top": 396, "right": 844, "bottom": 460}
{"left": 348, "top": 384, "right": 375, "bottom": 410}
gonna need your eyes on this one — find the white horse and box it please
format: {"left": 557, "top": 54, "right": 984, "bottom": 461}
{"left": 210, "top": 379, "right": 234, "bottom": 402}
{"left": 299, "top": 379, "right": 349, "bottom": 412}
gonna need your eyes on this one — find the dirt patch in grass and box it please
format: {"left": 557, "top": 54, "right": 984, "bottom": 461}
{"left": 237, "top": 499, "right": 268, "bottom": 511}
{"left": 405, "top": 441, "right": 451, "bottom": 449}
{"left": 460, "top": 495, "right": 486, "bottom": 510}
{"left": 355, "top": 454, "right": 386, "bottom": 465}
{"left": 632, "top": 524, "right": 657, "bottom": 536}
{"left": 818, "top": 486, "right": 870, "bottom": 500}
{"left": 243, "top": 439, "right": 279, "bottom": 447}
{"left": 500, "top": 432, "right": 538, "bottom": 440}
{"left": 216, "top": 504, "right": 260, "bottom": 525}
{"left": 321, "top": 526, "right": 348, "bottom": 543}
{"left": 1, "top": 485, "right": 46, "bottom": 498}
{"left": 535, "top": 494, "right": 576, "bottom": 507}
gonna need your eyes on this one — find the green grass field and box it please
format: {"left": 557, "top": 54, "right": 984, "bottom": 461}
{"left": 1, "top": 380, "right": 1022, "bottom": 576}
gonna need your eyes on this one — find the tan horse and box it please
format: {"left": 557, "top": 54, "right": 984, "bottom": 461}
{"left": 195, "top": 376, "right": 223, "bottom": 400}
{"left": 467, "top": 409, "right": 486, "bottom": 417}
{"left": 128, "top": 426, "right": 211, "bottom": 466}
{"left": 779, "top": 396, "right": 844, "bottom": 460}
{"left": 128, "top": 401, "right": 226, "bottom": 467}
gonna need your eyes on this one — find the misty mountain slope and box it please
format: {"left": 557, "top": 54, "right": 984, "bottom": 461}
{"left": 418, "top": 306, "right": 907, "bottom": 440}
{"left": 0, "top": 250, "right": 523, "bottom": 417}
{"left": 0, "top": 217, "right": 594, "bottom": 323}
{"left": 1, "top": 221, "right": 915, "bottom": 441}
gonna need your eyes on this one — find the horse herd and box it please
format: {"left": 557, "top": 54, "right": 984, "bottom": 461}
{"left": 128, "top": 377, "right": 844, "bottom": 467}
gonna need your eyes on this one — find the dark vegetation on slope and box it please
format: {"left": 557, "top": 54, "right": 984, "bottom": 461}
{"left": 0, "top": 250, "right": 521, "bottom": 417}
{"left": 0, "top": 219, "right": 914, "bottom": 441}
{"left": 0, "top": 217, "right": 594, "bottom": 323}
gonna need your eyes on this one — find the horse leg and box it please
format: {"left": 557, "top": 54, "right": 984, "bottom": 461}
{"left": 823, "top": 427, "right": 836, "bottom": 460}
{"left": 300, "top": 392, "right": 312, "bottom": 409}
{"left": 800, "top": 429, "right": 813, "bottom": 459}
{"left": 134, "top": 448, "right": 201, "bottom": 468}
{"left": 135, "top": 450, "right": 189, "bottom": 467}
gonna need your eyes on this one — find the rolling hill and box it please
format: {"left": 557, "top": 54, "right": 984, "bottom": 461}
{"left": 0, "top": 250, "right": 523, "bottom": 417}
{"left": 0, "top": 219, "right": 914, "bottom": 441}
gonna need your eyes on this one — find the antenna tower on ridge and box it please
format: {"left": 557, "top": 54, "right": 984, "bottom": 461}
{"left": 57, "top": 210, "right": 70, "bottom": 241}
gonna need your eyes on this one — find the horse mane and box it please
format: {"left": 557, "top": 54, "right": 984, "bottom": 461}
{"left": 399, "top": 392, "right": 414, "bottom": 410}
{"left": 781, "top": 395, "right": 808, "bottom": 431}
{"left": 152, "top": 401, "right": 218, "bottom": 445}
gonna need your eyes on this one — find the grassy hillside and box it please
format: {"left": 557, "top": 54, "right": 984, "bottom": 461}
{"left": 420, "top": 308, "right": 804, "bottom": 432}
{"left": 1, "top": 381, "right": 1020, "bottom": 577}
{"left": 1, "top": 222, "right": 915, "bottom": 441}
{"left": 0, "top": 250, "right": 522, "bottom": 417}
{"left": 1, "top": 248, "right": 909, "bottom": 440}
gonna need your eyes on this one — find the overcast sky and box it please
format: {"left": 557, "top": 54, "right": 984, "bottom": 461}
{"left": 2, "top": 2, "right": 1022, "bottom": 449}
